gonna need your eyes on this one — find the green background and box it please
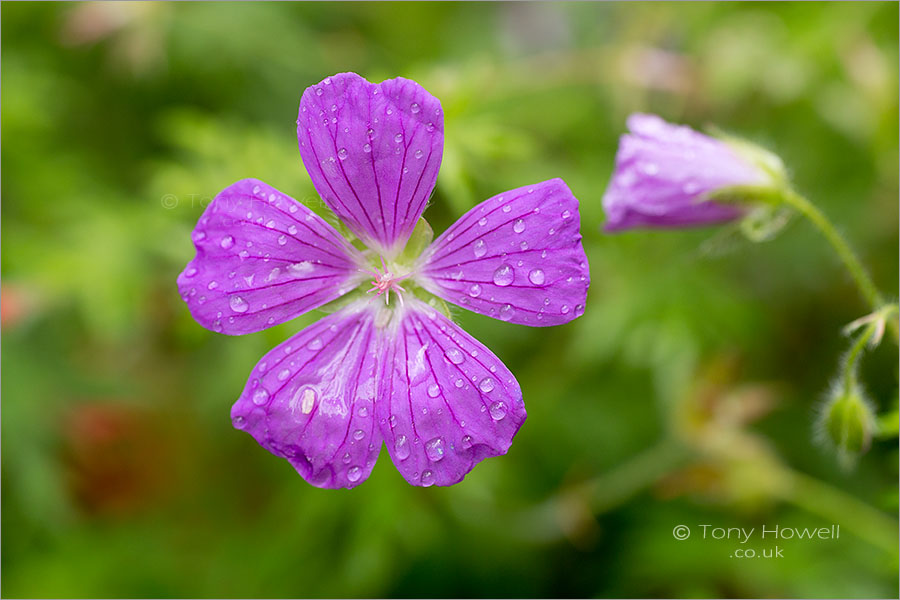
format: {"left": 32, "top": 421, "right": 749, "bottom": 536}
{"left": 2, "top": 2, "right": 898, "bottom": 598}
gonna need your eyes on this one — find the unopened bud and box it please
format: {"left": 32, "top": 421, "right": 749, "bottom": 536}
{"left": 820, "top": 383, "right": 875, "bottom": 461}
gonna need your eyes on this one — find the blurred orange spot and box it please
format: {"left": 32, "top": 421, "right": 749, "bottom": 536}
{"left": 62, "top": 403, "right": 173, "bottom": 517}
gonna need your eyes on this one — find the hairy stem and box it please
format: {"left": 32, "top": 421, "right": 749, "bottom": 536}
{"left": 782, "top": 191, "right": 884, "bottom": 309}
{"left": 842, "top": 323, "right": 877, "bottom": 394}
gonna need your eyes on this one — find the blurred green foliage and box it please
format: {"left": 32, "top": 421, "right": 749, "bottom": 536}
{"left": 2, "top": 2, "right": 898, "bottom": 598}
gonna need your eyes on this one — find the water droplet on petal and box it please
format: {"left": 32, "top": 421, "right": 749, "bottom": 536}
{"left": 277, "top": 368, "right": 291, "bottom": 381}
{"left": 502, "top": 204, "right": 512, "bottom": 213}
{"left": 461, "top": 435, "right": 473, "bottom": 449}
{"left": 337, "top": 148, "right": 348, "bottom": 160}
{"left": 427, "top": 383, "right": 441, "bottom": 398}
{"left": 220, "top": 236, "right": 234, "bottom": 249}
{"left": 528, "top": 269, "right": 545, "bottom": 285}
{"left": 479, "top": 377, "right": 495, "bottom": 393}
{"left": 411, "top": 102, "right": 420, "bottom": 113}
{"left": 414, "top": 149, "right": 424, "bottom": 159}
{"left": 299, "top": 387, "right": 316, "bottom": 414}
{"left": 353, "top": 429, "right": 365, "bottom": 441}
{"left": 562, "top": 210, "right": 571, "bottom": 219}
{"left": 315, "top": 87, "right": 323, "bottom": 96}
{"left": 308, "top": 337, "right": 323, "bottom": 351}
{"left": 395, "top": 435, "right": 410, "bottom": 460}
{"left": 473, "top": 239, "right": 487, "bottom": 258}
{"left": 278, "top": 235, "right": 287, "bottom": 246}
{"left": 184, "top": 267, "right": 197, "bottom": 278}
{"left": 288, "top": 262, "right": 313, "bottom": 276}
{"left": 425, "top": 437, "right": 445, "bottom": 462}
{"left": 421, "top": 470, "right": 434, "bottom": 486}
{"left": 489, "top": 401, "right": 507, "bottom": 421}
{"left": 363, "top": 143, "right": 371, "bottom": 153}
{"left": 498, "top": 304, "right": 513, "bottom": 321}
{"left": 394, "top": 133, "right": 403, "bottom": 143}
{"left": 229, "top": 296, "right": 249, "bottom": 313}
{"left": 347, "top": 466, "right": 362, "bottom": 482}
{"left": 513, "top": 219, "right": 526, "bottom": 234}
{"left": 468, "top": 283, "right": 482, "bottom": 298}
{"left": 478, "top": 217, "right": 487, "bottom": 226}
{"left": 252, "top": 388, "right": 269, "bottom": 406}
{"left": 342, "top": 452, "right": 351, "bottom": 464}
{"left": 492, "top": 264, "right": 515, "bottom": 287}
{"left": 445, "top": 347, "right": 464, "bottom": 365}
{"left": 574, "top": 304, "right": 585, "bottom": 317}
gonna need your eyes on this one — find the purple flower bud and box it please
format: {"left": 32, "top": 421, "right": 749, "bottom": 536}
{"left": 602, "top": 113, "right": 776, "bottom": 232}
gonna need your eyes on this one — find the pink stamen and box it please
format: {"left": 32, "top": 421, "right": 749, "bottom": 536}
{"left": 364, "top": 258, "right": 410, "bottom": 306}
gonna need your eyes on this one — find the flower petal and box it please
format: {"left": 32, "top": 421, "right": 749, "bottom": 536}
{"left": 376, "top": 300, "right": 526, "bottom": 487}
{"left": 231, "top": 303, "right": 382, "bottom": 489}
{"left": 416, "top": 179, "right": 590, "bottom": 326}
{"left": 602, "top": 113, "right": 767, "bottom": 231}
{"left": 177, "top": 179, "right": 366, "bottom": 335}
{"left": 297, "top": 73, "right": 444, "bottom": 257}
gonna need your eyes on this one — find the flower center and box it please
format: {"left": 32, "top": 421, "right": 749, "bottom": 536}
{"left": 365, "top": 258, "right": 411, "bottom": 306}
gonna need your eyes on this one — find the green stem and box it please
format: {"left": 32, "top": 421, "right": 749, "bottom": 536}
{"left": 842, "top": 323, "right": 876, "bottom": 394}
{"left": 579, "top": 438, "right": 691, "bottom": 514}
{"left": 782, "top": 191, "right": 884, "bottom": 311}
{"left": 504, "top": 439, "right": 691, "bottom": 543}
{"left": 778, "top": 469, "right": 898, "bottom": 555}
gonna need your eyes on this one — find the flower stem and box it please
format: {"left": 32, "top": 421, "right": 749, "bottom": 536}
{"left": 842, "top": 323, "right": 876, "bottom": 394}
{"left": 777, "top": 468, "right": 898, "bottom": 555}
{"left": 782, "top": 190, "right": 884, "bottom": 311}
{"left": 579, "top": 438, "right": 691, "bottom": 514}
{"left": 502, "top": 439, "right": 691, "bottom": 543}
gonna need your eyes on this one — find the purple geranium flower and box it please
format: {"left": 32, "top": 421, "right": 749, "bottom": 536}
{"left": 177, "top": 73, "right": 590, "bottom": 488}
{"left": 602, "top": 113, "right": 775, "bottom": 232}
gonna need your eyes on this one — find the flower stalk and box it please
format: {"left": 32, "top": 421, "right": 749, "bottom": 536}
{"left": 780, "top": 190, "right": 885, "bottom": 313}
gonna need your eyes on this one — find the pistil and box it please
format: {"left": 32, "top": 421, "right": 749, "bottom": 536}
{"left": 363, "top": 257, "right": 411, "bottom": 306}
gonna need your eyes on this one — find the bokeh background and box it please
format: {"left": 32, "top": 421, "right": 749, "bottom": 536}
{"left": 2, "top": 2, "right": 898, "bottom": 598}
